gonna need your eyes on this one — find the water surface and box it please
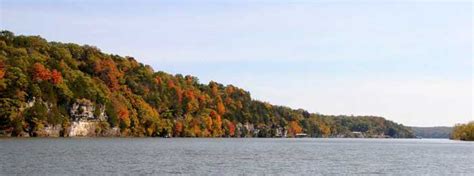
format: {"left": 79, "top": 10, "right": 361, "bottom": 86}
{"left": 1, "top": 138, "right": 472, "bottom": 175}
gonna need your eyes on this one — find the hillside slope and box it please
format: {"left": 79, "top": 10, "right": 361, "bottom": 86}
{"left": 451, "top": 122, "right": 474, "bottom": 141}
{"left": 410, "top": 127, "right": 452, "bottom": 138}
{"left": 0, "top": 31, "right": 414, "bottom": 138}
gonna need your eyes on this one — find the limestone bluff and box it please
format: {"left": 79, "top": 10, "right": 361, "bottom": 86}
{"left": 18, "top": 98, "right": 120, "bottom": 137}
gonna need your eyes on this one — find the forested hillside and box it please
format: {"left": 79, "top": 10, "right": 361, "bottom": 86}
{"left": 0, "top": 31, "right": 414, "bottom": 138}
{"left": 410, "top": 126, "right": 452, "bottom": 138}
{"left": 451, "top": 122, "right": 474, "bottom": 141}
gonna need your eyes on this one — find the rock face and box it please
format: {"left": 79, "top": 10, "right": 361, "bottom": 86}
{"left": 67, "top": 99, "right": 115, "bottom": 137}
{"left": 67, "top": 121, "right": 120, "bottom": 137}
{"left": 70, "top": 99, "right": 107, "bottom": 121}
{"left": 26, "top": 97, "right": 37, "bottom": 108}
{"left": 274, "top": 127, "right": 287, "bottom": 138}
{"left": 35, "top": 125, "right": 62, "bottom": 137}
{"left": 68, "top": 121, "right": 98, "bottom": 137}
{"left": 102, "top": 127, "right": 121, "bottom": 137}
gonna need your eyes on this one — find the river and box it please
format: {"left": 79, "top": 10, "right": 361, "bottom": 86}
{"left": 0, "top": 138, "right": 472, "bottom": 175}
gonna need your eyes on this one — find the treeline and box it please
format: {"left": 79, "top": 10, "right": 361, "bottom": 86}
{"left": 0, "top": 31, "right": 414, "bottom": 138}
{"left": 410, "top": 126, "right": 452, "bottom": 138}
{"left": 451, "top": 122, "right": 474, "bottom": 141}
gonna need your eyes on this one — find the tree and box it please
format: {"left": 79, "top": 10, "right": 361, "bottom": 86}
{"left": 210, "top": 81, "right": 219, "bottom": 96}
{"left": 202, "top": 113, "right": 213, "bottom": 137}
{"left": 3, "top": 67, "right": 28, "bottom": 100}
{"left": 184, "top": 90, "right": 199, "bottom": 114}
{"left": 50, "top": 69, "right": 63, "bottom": 85}
{"left": 210, "top": 110, "right": 223, "bottom": 137}
{"left": 24, "top": 102, "right": 48, "bottom": 136}
{"left": 288, "top": 121, "right": 303, "bottom": 137}
{"left": 451, "top": 121, "right": 474, "bottom": 141}
{"left": 216, "top": 99, "right": 226, "bottom": 115}
{"left": 112, "top": 96, "right": 130, "bottom": 129}
{"left": 155, "top": 76, "right": 162, "bottom": 86}
{"left": 32, "top": 63, "right": 51, "bottom": 82}
{"left": 223, "top": 119, "right": 235, "bottom": 137}
{"left": 0, "top": 60, "right": 5, "bottom": 79}
{"left": 0, "top": 98, "right": 21, "bottom": 132}
{"left": 174, "top": 120, "right": 183, "bottom": 137}
{"left": 94, "top": 58, "right": 123, "bottom": 91}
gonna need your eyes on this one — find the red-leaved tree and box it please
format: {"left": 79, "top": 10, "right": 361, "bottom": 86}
{"left": 50, "top": 69, "right": 63, "bottom": 84}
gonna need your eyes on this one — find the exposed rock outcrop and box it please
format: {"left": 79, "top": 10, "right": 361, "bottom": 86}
{"left": 68, "top": 121, "right": 97, "bottom": 137}
{"left": 67, "top": 121, "right": 120, "bottom": 137}
{"left": 70, "top": 99, "right": 107, "bottom": 121}
{"left": 17, "top": 97, "right": 119, "bottom": 137}
{"left": 67, "top": 99, "right": 117, "bottom": 137}
{"left": 35, "top": 125, "right": 62, "bottom": 137}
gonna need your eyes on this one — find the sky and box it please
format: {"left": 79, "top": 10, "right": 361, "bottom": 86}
{"left": 0, "top": 0, "right": 472, "bottom": 126}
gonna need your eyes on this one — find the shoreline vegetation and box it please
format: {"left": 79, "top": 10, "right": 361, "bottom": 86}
{"left": 410, "top": 126, "right": 452, "bottom": 139}
{"left": 1, "top": 31, "right": 415, "bottom": 138}
{"left": 450, "top": 121, "right": 474, "bottom": 141}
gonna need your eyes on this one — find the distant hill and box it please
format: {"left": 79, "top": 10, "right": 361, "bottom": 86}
{"left": 410, "top": 126, "right": 452, "bottom": 138}
{"left": 0, "top": 31, "right": 415, "bottom": 138}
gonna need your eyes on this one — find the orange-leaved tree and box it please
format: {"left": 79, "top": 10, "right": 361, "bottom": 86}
{"left": 50, "top": 69, "right": 63, "bottom": 85}
{"left": 32, "top": 63, "right": 51, "bottom": 82}
{"left": 174, "top": 120, "right": 183, "bottom": 137}
{"left": 210, "top": 110, "right": 223, "bottom": 137}
{"left": 0, "top": 60, "right": 5, "bottom": 79}
{"left": 94, "top": 58, "right": 123, "bottom": 91}
{"left": 288, "top": 121, "right": 303, "bottom": 137}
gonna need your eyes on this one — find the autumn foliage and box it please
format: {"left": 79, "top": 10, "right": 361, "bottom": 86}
{"left": 0, "top": 60, "right": 5, "bottom": 79}
{"left": 31, "top": 63, "right": 62, "bottom": 85}
{"left": 216, "top": 100, "right": 226, "bottom": 115}
{"left": 174, "top": 121, "right": 183, "bottom": 137}
{"left": 451, "top": 121, "right": 474, "bottom": 141}
{"left": 32, "top": 63, "right": 51, "bottom": 82}
{"left": 50, "top": 69, "right": 63, "bottom": 84}
{"left": 0, "top": 31, "right": 416, "bottom": 138}
{"left": 226, "top": 120, "right": 236, "bottom": 137}
{"left": 94, "top": 58, "right": 123, "bottom": 91}
{"left": 288, "top": 121, "right": 303, "bottom": 136}
{"left": 210, "top": 110, "right": 223, "bottom": 136}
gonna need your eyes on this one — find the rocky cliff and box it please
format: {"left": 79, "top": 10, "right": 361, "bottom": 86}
{"left": 2, "top": 98, "right": 121, "bottom": 137}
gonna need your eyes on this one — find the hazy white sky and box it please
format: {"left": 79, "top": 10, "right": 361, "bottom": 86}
{"left": 1, "top": 0, "right": 472, "bottom": 126}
